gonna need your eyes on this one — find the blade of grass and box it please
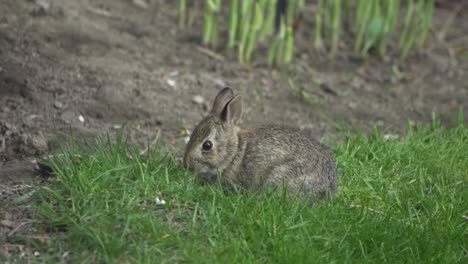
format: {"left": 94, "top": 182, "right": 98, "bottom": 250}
{"left": 227, "top": 0, "right": 239, "bottom": 49}
{"left": 178, "top": 0, "right": 186, "bottom": 29}
{"left": 314, "top": 0, "right": 324, "bottom": 49}
{"left": 259, "top": 0, "right": 277, "bottom": 42}
{"left": 329, "top": 0, "right": 341, "bottom": 59}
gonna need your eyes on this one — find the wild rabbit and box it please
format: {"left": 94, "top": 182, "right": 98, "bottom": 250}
{"left": 183, "top": 87, "right": 337, "bottom": 201}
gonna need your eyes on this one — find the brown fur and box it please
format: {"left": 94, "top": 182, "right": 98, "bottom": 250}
{"left": 183, "top": 87, "right": 337, "bottom": 201}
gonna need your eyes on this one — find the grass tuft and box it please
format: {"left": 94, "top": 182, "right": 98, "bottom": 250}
{"left": 32, "top": 118, "right": 467, "bottom": 262}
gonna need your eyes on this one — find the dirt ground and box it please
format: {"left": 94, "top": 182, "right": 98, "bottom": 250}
{"left": 1, "top": 0, "right": 467, "bottom": 261}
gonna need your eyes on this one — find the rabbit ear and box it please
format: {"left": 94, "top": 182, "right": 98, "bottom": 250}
{"left": 211, "top": 87, "right": 234, "bottom": 115}
{"left": 223, "top": 95, "right": 243, "bottom": 124}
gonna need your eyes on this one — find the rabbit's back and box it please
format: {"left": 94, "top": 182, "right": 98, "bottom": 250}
{"left": 237, "top": 125, "right": 337, "bottom": 199}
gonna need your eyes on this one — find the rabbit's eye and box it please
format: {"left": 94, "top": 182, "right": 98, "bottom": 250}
{"left": 202, "top": 140, "right": 213, "bottom": 151}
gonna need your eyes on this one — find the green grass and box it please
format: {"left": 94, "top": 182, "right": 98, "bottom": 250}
{"left": 30, "top": 116, "right": 467, "bottom": 263}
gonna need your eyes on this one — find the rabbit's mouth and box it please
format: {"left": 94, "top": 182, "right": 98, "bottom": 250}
{"left": 198, "top": 167, "right": 217, "bottom": 177}
{"left": 185, "top": 159, "right": 219, "bottom": 183}
{"left": 197, "top": 166, "right": 219, "bottom": 184}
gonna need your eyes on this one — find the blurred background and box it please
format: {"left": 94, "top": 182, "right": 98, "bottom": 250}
{"left": 0, "top": 0, "right": 466, "bottom": 160}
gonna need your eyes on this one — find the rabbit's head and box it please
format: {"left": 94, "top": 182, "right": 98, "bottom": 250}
{"left": 183, "top": 87, "right": 243, "bottom": 183}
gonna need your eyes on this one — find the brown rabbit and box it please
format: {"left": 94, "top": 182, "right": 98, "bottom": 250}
{"left": 183, "top": 87, "right": 337, "bottom": 201}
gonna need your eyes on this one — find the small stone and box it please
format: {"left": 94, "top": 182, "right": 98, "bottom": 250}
{"left": 132, "top": 0, "right": 148, "bottom": 8}
{"left": 54, "top": 101, "right": 65, "bottom": 109}
{"left": 383, "top": 134, "right": 399, "bottom": 140}
{"left": 155, "top": 197, "right": 166, "bottom": 205}
{"left": 192, "top": 95, "right": 205, "bottom": 105}
{"left": 167, "top": 79, "right": 176, "bottom": 88}
{"left": 31, "top": 134, "right": 48, "bottom": 150}
{"left": 78, "top": 115, "right": 85, "bottom": 123}
{"left": 60, "top": 111, "right": 75, "bottom": 124}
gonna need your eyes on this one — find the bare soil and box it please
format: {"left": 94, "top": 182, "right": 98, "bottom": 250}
{"left": 1, "top": 0, "right": 467, "bottom": 261}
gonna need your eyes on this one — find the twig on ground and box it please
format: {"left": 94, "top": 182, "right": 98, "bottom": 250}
{"left": 8, "top": 220, "right": 38, "bottom": 237}
{"left": 0, "top": 183, "right": 33, "bottom": 193}
{"left": 87, "top": 6, "right": 113, "bottom": 17}
{"left": 43, "top": 154, "right": 82, "bottom": 160}
{"left": 197, "top": 46, "right": 225, "bottom": 62}
{"left": 350, "top": 204, "right": 385, "bottom": 215}
{"left": 436, "top": 3, "right": 463, "bottom": 42}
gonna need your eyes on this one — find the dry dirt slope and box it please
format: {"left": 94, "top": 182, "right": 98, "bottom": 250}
{"left": 0, "top": 0, "right": 467, "bottom": 163}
